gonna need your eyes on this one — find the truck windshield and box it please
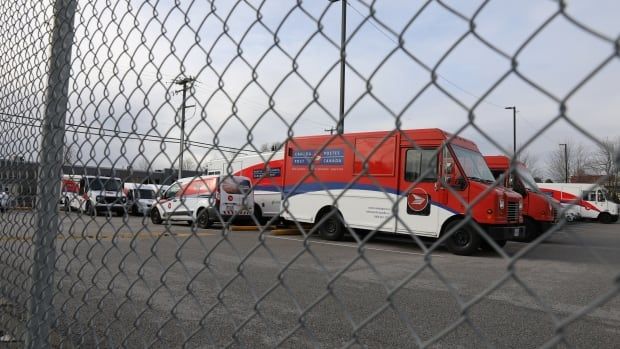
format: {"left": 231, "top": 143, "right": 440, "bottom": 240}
{"left": 89, "top": 178, "right": 122, "bottom": 191}
{"left": 137, "top": 189, "right": 155, "bottom": 199}
{"left": 452, "top": 145, "right": 495, "bottom": 182}
{"left": 515, "top": 166, "right": 539, "bottom": 191}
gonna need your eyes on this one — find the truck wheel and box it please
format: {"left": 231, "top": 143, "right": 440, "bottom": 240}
{"left": 444, "top": 220, "right": 481, "bottom": 256}
{"left": 612, "top": 215, "right": 619, "bottom": 223}
{"left": 151, "top": 208, "right": 163, "bottom": 225}
{"left": 86, "top": 202, "right": 96, "bottom": 217}
{"left": 253, "top": 204, "right": 266, "bottom": 225}
{"left": 318, "top": 210, "right": 345, "bottom": 241}
{"left": 523, "top": 218, "right": 541, "bottom": 242}
{"left": 196, "top": 208, "right": 212, "bottom": 229}
{"left": 599, "top": 212, "right": 613, "bottom": 224}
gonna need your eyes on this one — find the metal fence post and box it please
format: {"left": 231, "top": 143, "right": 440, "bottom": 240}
{"left": 26, "top": 0, "right": 77, "bottom": 347}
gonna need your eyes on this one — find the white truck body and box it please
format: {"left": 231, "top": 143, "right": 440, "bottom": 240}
{"left": 124, "top": 183, "right": 159, "bottom": 216}
{"left": 537, "top": 183, "right": 618, "bottom": 223}
{"left": 151, "top": 175, "right": 254, "bottom": 227}
{"left": 206, "top": 151, "right": 284, "bottom": 219}
{"left": 69, "top": 175, "right": 127, "bottom": 216}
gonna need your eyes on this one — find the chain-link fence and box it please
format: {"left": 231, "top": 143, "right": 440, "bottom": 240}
{"left": 1, "top": 0, "right": 619, "bottom": 347}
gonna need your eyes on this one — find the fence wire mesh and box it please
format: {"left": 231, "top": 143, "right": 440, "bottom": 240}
{"left": 1, "top": 0, "right": 619, "bottom": 347}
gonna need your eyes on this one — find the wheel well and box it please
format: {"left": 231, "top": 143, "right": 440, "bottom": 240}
{"left": 195, "top": 207, "right": 207, "bottom": 219}
{"left": 253, "top": 203, "right": 262, "bottom": 217}
{"left": 439, "top": 214, "right": 465, "bottom": 236}
{"left": 315, "top": 205, "right": 340, "bottom": 224}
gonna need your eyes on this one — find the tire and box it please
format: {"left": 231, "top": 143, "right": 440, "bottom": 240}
{"left": 317, "top": 210, "right": 345, "bottom": 241}
{"left": 444, "top": 220, "right": 481, "bottom": 256}
{"left": 612, "top": 215, "right": 619, "bottom": 223}
{"left": 253, "top": 204, "right": 266, "bottom": 225}
{"left": 523, "top": 218, "right": 541, "bottom": 243}
{"left": 196, "top": 208, "right": 212, "bottom": 229}
{"left": 86, "top": 202, "right": 96, "bottom": 217}
{"left": 151, "top": 207, "right": 163, "bottom": 225}
{"left": 599, "top": 212, "right": 613, "bottom": 224}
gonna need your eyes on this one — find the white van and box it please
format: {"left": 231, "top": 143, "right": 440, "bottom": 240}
{"left": 150, "top": 175, "right": 254, "bottom": 228}
{"left": 538, "top": 183, "right": 618, "bottom": 223}
{"left": 124, "top": 183, "right": 158, "bottom": 216}
{"left": 206, "top": 151, "right": 284, "bottom": 221}
{"left": 70, "top": 175, "right": 128, "bottom": 216}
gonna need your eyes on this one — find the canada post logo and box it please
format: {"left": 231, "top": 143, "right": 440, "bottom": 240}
{"left": 292, "top": 148, "right": 344, "bottom": 166}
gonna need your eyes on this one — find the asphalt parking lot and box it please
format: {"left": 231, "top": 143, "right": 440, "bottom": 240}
{"left": 1, "top": 211, "right": 619, "bottom": 348}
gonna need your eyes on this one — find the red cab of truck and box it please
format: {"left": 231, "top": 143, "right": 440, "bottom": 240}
{"left": 281, "top": 129, "right": 525, "bottom": 255}
{"left": 485, "top": 155, "right": 556, "bottom": 241}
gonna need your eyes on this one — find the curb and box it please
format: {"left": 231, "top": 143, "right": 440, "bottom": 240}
{"left": 270, "top": 228, "right": 301, "bottom": 236}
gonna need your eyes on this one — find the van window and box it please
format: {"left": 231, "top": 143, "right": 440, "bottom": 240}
{"left": 183, "top": 178, "right": 217, "bottom": 196}
{"left": 597, "top": 190, "right": 606, "bottom": 202}
{"left": 164, "top": 183, "right": 181, "bottom": 199}
{"left": 220, "top": 177, "right": 251, "bottom": 194}
{"left": 585, "top": 191, "right": 596, "bottom": 201}
{"left": 405, "top": 149, "right": 437, "bottom": 182}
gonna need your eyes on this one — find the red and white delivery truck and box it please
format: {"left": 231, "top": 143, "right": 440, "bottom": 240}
{"left": 207, "top": 151, "right": 284, "bottom": 222}
{"left": 485, "top": 155, "right": 557, "bottom": 241}
{"left": 537, "top": 183, "right": 618, "bottom": 224}
{"left": 281, "top": 129, "right": 525, "bottom": 255}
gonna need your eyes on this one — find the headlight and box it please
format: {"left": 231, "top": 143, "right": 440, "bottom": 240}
{"left": 518, "top": 199, "right": 523, "bottom": 210}
{"left": 499, "top": 198, "right": 505, "bottom": 210}
{"left": 121, "top": 197, "right": 127, "bottom": 203}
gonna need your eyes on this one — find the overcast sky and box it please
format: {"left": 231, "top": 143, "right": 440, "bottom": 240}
{"left": 10, "top": 0, "right": 617, "bottom": 175}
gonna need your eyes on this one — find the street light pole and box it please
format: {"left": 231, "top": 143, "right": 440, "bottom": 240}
{"left": 559, "top": 143, "right": 568, "bottom": 182}
{"left": 175, "top": 76, "right": 195, "bottom": 179}
{"left": 329, "top": 0, "right": 346, "bottom": 135}
{"left": 505, "top": 106, "right": 516, "bottom": 157}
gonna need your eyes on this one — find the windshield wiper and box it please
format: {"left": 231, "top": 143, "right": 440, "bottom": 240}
{"left": 468, "top": 176, "right": 494, "bottom": 184}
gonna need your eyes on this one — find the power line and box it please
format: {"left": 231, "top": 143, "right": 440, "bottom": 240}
{"left": 0, "top": 112, "right": 252, "bottom": 154}
{"left": 346, "top": 2, "right": 506, "bottom": 110}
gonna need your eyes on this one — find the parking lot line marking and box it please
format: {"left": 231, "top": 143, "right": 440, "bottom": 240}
{"left": 266, "top": 235, "right": 441, "bottom": 257}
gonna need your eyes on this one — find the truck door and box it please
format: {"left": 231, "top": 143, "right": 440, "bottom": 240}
{"left": 397, "top": 147, "right": 441, "bottom": 237}
{"left": 160, "top": 183, "right": 183, "bottom": 217}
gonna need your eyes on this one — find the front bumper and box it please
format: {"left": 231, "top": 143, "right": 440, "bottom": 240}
{"left": 95, "top": 204, "right": 127, "bottom": 212}
{"left": 485, "top": 225, "right": 526, "bottom": 241}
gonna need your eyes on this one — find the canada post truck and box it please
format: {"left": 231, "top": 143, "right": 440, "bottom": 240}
{"left": 485, "top": 155, "right": 558, "bottom": 241}
{"left": 281, "top": 129, "right": 526, "bottom": 255}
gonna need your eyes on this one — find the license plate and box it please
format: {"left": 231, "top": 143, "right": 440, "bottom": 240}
{"left": 514, "top": 228, "right": 521, "bottom": 237}
{"left": 225, "top": 205, "right": 234, "bottom": 211}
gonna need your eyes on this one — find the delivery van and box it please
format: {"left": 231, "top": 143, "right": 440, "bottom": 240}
{"left": 281, "top": 128, "right": 526, "bottom": 255}
{"left": 151, "top": 175, "right": 254, "bottom": 228}
{"left": 69, "top": 175, "right": 127, "bottom": 216}
{"left": 124, "top": 183, "right": 158, "bottom": 216}
{"left": 537, "top": 183, "right": 618, "bottom": 223}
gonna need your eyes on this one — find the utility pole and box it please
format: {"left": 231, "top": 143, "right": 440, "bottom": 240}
{"left": 559, "top": 143, "right": 568, "bottom": 182}
{"left": 324, "top": 126, "right": 336, "bottom": 135}
{"left": 175, "top": 76, "right": 195, "bottom": 179}
{"left": 329, "top": 0, "right": 346, "bottom": 135}
{"left": 505, "top": 106, "right": 516, "bottom": 157}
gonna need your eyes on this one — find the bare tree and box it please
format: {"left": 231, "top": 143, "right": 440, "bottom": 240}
{"left": 64, "top": 143, "right": 77, "bottom": 165}
{"left": 546, "top": 141, "right": 592, "bottom": 182}
{"left": 181, "top": 157, "right": 197, "bottom": 171}
{"left": 259, "top": 142, "right": 282, "bottom": 152}
{"left": 518, "top": 149, "right": 542, "bottom": 179}
{"left": 133, "top": 157, "right": 152, "bottom": 171}
{"left": 590, "top": 137, "right": 620, "bottom": 199}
